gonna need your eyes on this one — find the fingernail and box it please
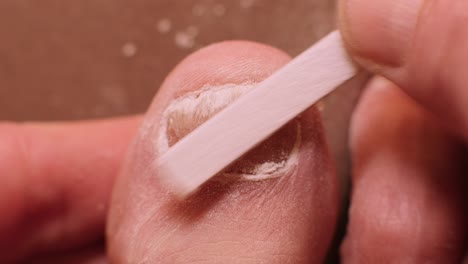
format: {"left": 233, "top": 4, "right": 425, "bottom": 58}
{"left": 340, "top": 0, "right": 423, "bottom": 67}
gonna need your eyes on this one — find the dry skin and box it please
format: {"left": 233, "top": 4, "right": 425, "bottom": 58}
{"left": 158, "top": 83, "right": 301, "bottom": 180}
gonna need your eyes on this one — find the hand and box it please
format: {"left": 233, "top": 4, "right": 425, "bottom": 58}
{"left": 1, "top": 0, "right": 466, "bottom": 263}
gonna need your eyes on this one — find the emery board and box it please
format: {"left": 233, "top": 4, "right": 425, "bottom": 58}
{"left": 157, "top": 30, "right": 358, "bottom": 197}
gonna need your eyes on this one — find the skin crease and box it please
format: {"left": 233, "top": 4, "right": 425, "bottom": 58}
{"left": 107, "top": 41, "right": 340, "bottom": 263}
{"left": 342, "top": 78, "right": 466, "bottom": 263}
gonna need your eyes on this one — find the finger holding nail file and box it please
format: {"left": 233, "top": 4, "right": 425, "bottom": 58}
{"left": 157, "top": 30, "right": 359, "bottom": 198}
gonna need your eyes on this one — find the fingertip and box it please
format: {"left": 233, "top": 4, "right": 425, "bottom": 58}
{"left": 343, "top": 77, "right": 467, "bottom": 263}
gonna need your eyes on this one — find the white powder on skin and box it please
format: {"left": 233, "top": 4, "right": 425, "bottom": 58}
{"left": 157, "top": 84, "right": 301, "bottom": 181}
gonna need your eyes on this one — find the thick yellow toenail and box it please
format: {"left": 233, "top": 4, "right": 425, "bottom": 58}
{"left": 158, "top": 83, "right": 301, "bottom": 180}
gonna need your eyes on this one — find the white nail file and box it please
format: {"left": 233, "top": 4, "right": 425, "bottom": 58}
{"left": 157, "top": 31, "right": 358, "bottom": 197}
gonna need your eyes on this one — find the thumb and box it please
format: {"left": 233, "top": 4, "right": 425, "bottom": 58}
{"left": 339, "top": 0, "right": 468, "bottom": 138}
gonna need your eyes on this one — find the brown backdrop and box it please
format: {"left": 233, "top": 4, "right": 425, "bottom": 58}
{"left": 0, "top": 0, "right": 337, "bottom": 121}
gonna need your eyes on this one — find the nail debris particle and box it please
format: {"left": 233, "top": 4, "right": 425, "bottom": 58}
{"left": 212, "top": 4, "right": 226, "bottom": 17}
{"left": 157, "top": 18, "right": 172, "bottom": 33}
{"left": 121, "top": 42, "right": 138, "bottom": 57}
{"left": 192, "top": 4, "right": 206, "bottom": 16}
{"left": 174, "top": 26, "right": 200, "bottom": 50}
{"left": 175, "top": 32, "right": 195, "bottom": 49}
{"left": 240, "top": 0, "right": 255, "bottom": 8}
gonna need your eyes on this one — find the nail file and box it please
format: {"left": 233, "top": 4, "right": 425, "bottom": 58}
{"left": 157, "top": 31, "right": 358, "bottom": 198}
